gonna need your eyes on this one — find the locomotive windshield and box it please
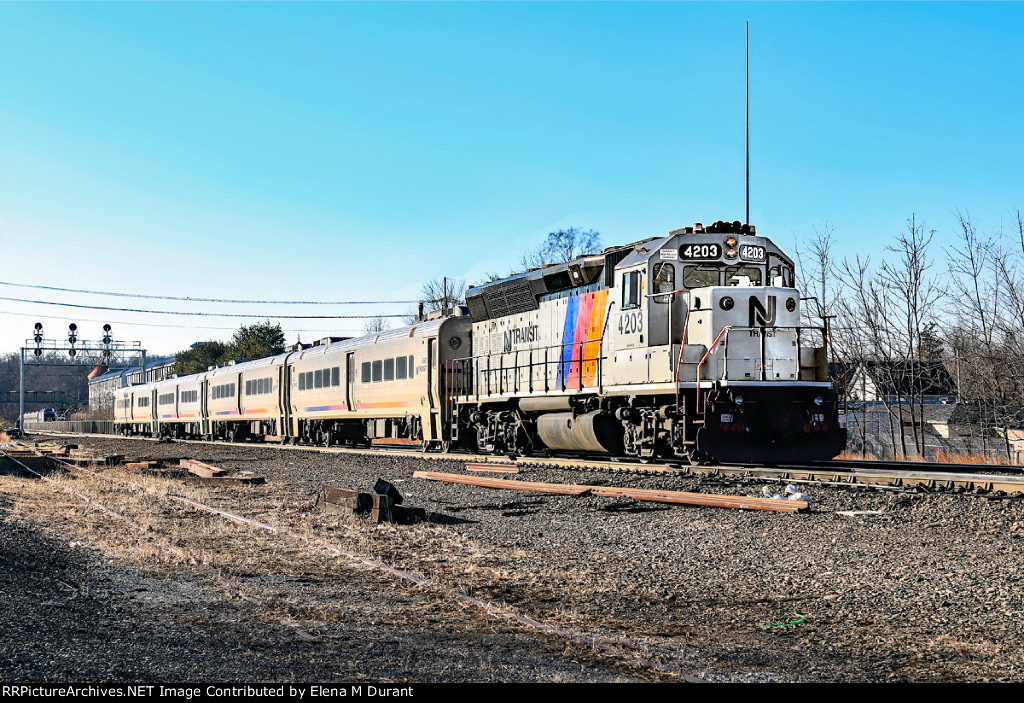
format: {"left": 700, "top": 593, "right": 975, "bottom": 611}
{"left": 683, "top": 264, "right": 764, "bottom": 288}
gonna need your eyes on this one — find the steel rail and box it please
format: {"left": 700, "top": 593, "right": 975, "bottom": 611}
{"left": 22, "top": 429, "right": 1024, "bottom": 495}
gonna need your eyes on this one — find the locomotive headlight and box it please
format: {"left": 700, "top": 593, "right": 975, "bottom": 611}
{"left": 734, "top": 395, "right": 744, "bottom": 406}
{"left": 725, "top": 248, "right": 737, "bottom": 259}
{"left": 725, "top": 236, "right": 738, "bottom": 247}
{"left": 786, "top": 297, "right": 797, "bottom": 312}
{"left": 720, "top": 296, "right": 734, "bottom": 310}
{"left": 814, "top": 396, "right": 824, "bottom": 406}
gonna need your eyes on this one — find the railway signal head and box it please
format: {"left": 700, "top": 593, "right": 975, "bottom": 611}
{"left": 68, "top": 323, "right": 78, "bottom": 345}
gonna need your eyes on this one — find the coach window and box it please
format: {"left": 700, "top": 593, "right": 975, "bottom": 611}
{"left": 372, "top": 360, "right": 383, "bottom": 382}
{"left": 408, "top": 355, "right": 414, "bottom": 377}
{"left": 396, "top": 356, "right": 407, "bottom": 380}
{"left": 652, "top": 263, "right": 675, "bottom": 303}
{"left": 331, "top": 367, "right": 340, "bottom": 386}
{"left": 299, "top": 373, "right": 306, "bottom": 391}
{"left": 622, "top": 271, "right": 641, "bottom": 309}
{"left": 361, "top": 362, "right": 371, "bottom": 383}
{"left": 384, "top": 358, "right": 395, "bottom": 381}
{"left": 314, "top": 370, "right": 322, "bottom": 388}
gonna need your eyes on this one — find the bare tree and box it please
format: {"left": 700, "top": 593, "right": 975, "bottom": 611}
{"left": 404, "top": 277, "right": 468, "bottom": 323}
{"left": 833, "top": 216, "right": 944, "bottom": 458}
{"left": 520, "top": 227, "right": 602, "bottom": 270}
{"left": 945, "top": 208, "right": 1024, "bottom": 460}
{"left": 794, "top": 221, "right": 839, "bottom": 331}
{"left": 363, "top": 315, "right": 389, "bottom": 334}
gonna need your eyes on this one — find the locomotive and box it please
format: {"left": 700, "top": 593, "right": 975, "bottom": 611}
{"left": 114, "top": 220, "right": 846, "bottom": 464}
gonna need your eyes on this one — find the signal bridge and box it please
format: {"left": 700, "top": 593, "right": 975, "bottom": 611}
{"left": 18, "top": 322, "right": 147, "bottom": 434}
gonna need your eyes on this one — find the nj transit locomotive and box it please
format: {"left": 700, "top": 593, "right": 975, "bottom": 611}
{"left": 114, "top": 220, "right": 846, "bottom": 464}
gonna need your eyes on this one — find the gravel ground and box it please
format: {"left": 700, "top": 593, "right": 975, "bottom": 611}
{"left": 3, "top": 433, "right": 1024, "bottom": 682}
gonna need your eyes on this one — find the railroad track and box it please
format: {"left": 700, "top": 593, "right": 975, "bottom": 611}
{"left": 20, "top": 429, "right": 1024, "bottom": 496}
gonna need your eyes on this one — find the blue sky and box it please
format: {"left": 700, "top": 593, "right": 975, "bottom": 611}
{"left": 1, "top": 2, "right": 1021, "bottom": 355}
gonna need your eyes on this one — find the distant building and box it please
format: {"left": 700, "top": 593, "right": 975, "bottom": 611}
{"left": 88, "top": 356, "right": 176, "bottom": 415}
{"left": 843, "top": 360, "right": 958, "bottom": 405}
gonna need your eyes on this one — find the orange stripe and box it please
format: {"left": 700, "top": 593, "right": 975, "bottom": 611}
{"left": 583, "top": 289, "right": 609, "bottom": 386}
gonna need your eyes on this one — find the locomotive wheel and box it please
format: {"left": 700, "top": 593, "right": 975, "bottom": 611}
{"left": 684, "top": 449, "right": 715, "bottom": 466}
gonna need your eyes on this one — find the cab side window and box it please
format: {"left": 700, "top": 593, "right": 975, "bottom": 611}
{"left": 651, "top": 263, "right": 675, "bottom": 303}
{"left": 622, "top": 271, "right": 641, "bottom": 309}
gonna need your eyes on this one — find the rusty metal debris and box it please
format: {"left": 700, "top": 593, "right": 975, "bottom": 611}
{"left": 319, "top": 481, "right": 425, "bottom": 524}
{"left": 413, "top": 471, "right": 809, "bottom": 513}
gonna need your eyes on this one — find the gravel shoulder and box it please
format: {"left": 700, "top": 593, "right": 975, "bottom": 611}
{"left": 3, "top": 434, "right": 1023, "bottom": 682}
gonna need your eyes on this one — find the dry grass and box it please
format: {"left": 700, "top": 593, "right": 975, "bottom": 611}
{"left": 929, "top": 449, "right": 1014, "bottom": 465}
{"left": 836, "top": 449, "right": 1014, "bottom": 465}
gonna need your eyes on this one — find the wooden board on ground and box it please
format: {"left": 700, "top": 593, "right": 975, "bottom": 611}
{"left": 465, "top": 463, "right": 520, "bottom": 474}
{"left": 178, "top": 459, "right": 226, "bottom": 478}
{"left": 179, "top": 472, "right": 265, "bottom": 486}
{"left": 413, "top": 471, "right": 809, "bottom": 513}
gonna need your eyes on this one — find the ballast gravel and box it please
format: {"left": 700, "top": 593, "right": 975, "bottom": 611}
{"left": 2, "top": 434, "right": 1022, "bottom": 683}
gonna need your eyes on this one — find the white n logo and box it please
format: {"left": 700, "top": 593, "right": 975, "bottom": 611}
{"left": 749, "top": 295, "right": 777, "bottom": 326}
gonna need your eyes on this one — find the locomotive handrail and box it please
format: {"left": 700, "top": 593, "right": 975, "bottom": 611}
{"left": 669, "top": 291, "right": 692, "bottom": 413}
{"left": 450, "top": 335, "right": 607, "bottom": 400}
{"left": 695, "top": 326, "right": 732, "bottom": 411}
{"left": 695, "top": 325, "right": 829, "bottom": 412}
{"left": 823, "top": 332, "right": 848, "bottom": 412}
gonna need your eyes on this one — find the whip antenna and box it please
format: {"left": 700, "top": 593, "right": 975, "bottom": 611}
{"left": 745, "top": 20, "right": 750, "bottom": 226}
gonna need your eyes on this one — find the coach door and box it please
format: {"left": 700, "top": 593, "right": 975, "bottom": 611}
{"left": 200, "top": 380, "right": 209, "bottom": 435}
{"left": 346, "top": 353, "right": 355, "bottom": 412}
{"left": 427, "top": 339, "right": 439, "bottom": 440}
{"left": 279, "top": 364, "right": 288, "bottom": 439}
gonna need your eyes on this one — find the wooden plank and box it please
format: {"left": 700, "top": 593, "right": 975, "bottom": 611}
{"left": 125, "top": 461, "right": 158, "bottom": 470}
{"left": 180, "top": 474, "right": 265, "bottom": 486}
{"left": 413, "top": 471, "right": 807, "bottom": 513}
{"left": 179, "top": 459, "right": 226, "bottom": 478}
{"left": 465, "top": 463, "right": 520, "bottom": 474}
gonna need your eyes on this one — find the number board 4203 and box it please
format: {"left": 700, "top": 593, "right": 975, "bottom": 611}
{"left": 739, "top": 245, "right": 766, "bottom": 261}
{"left": 679, "top": 243, "right": 722, "bottom": 260}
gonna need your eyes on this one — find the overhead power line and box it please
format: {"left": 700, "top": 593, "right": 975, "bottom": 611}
{"left": 0, "top": 281, "right": 418, "bottom": 305}
{"left": 0, "top": 309, "right": 364, "bottom": 334}
{"left": 0, "top": 296, "right": 409, "bottom": 319}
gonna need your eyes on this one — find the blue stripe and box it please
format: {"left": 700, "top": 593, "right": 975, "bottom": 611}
{"left": 556, "top": 295, "right": 579, "bottom": 389}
